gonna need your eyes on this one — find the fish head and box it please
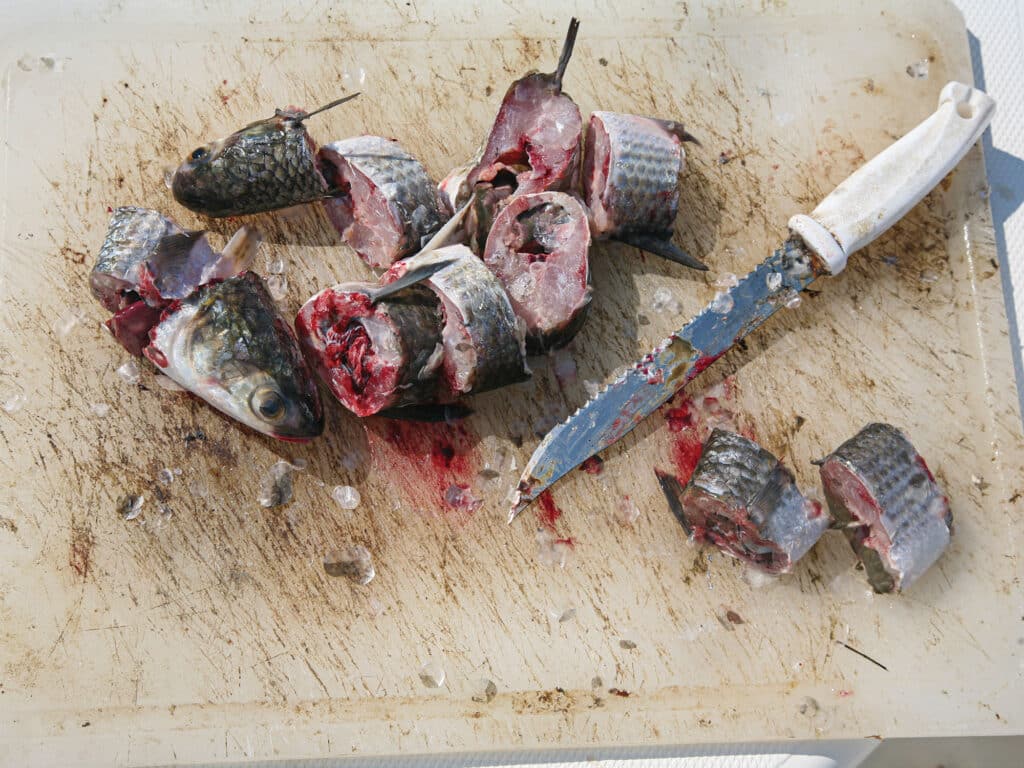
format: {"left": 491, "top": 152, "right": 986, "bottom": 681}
{"left": 171, "top": 112, "right": 314, "bottom": 217}
{"left": 147, "top": 272, "right": 324, "bottom": 441}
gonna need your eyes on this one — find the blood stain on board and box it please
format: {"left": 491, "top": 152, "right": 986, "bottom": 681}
{"left": 537, "top": 490, "right": 563, "bottom": 531}
{"left": 365, "top": 418, "right": 481, "bottom": 523}
{"left": 657, "top": 376, "right": 754, "bottom": 487}
{"left": 69, "top": 522, "right": 95, "bottom": 579}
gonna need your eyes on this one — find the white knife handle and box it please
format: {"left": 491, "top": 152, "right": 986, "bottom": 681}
{"left": 789, "top": 81, "right": 995, "bottom": 275}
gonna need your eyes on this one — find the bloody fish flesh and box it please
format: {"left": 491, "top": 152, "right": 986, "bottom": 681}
{"left": 295, "top": 282, "right": 445, "bottom": 417}
{"left": 483, "top": 191, "right": 591, "bottom": 353}
{"left": 466, "top": 18, "right": 583, "bottom": 198}
{"left": 676, "top": 429, "right": 828, "bottom": 573}
{"left": 318, "top": 135, "right": 451, "bottom": 268}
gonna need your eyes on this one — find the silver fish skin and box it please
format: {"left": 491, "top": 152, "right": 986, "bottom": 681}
{"left": 818, "top": 423, "right": 952, "bottom": 593}
{"left": 319, "top": 136, "right": 451, "bottom": 268}
{"left": 483, "top": 191, "right": 592, "bottom": 353}
{"left": 145, "top": 272, "right": 323, "bottom": 441}
{"left": 294, "top": 282, "right": 445, "bottom": 417}
{"left": 582, "top": 111, "right": 705, "bottom": 270}
{"left": 383, "top": 245, "right": 529, "bottom": 397}
{"left": 89, "top": 207, "right": 203, "bottom": 311}
{"left": 679, "top": 429, "right": 828, "bottom": 574}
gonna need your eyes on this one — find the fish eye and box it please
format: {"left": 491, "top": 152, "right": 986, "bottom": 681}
{"left": 251, "top": 386, "right": 286, "bottom": 422}
{"left": 190, "top": 146, "right": 209, "bottom": 162}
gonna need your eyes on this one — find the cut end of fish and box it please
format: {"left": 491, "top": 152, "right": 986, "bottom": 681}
{"left": 616, "top": 233, "right": 708, "bottom": 270}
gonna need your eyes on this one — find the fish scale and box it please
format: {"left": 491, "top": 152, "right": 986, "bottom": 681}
{"left": 384, "top": 247, "right": 529, "bottom": 396}
{"left": 678, "top": 429, "right": 828, "bottom": 572}
{"left": 819, "top": 423, "right": 952, "bottom": 592}
{"left": 600, "top": 112, "right": 681, "bottom": 235}
{"left": 217, "top": 128, "right": 325, "bottom": 211}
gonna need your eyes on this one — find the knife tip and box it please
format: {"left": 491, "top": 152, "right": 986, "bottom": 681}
{"left": 507, "top": 480, "right": 539, "bottom": 524}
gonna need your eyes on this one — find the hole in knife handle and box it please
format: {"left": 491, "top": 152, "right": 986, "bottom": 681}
{"left": 956, "top": 102, "right": 974, "bottom": 120}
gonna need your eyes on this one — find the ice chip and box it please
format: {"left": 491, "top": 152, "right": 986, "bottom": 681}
{"left": 331, "top": 485, "right": 361, "bottom": 510}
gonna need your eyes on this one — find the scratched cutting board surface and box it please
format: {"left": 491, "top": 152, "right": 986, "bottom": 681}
{"left": 0, "top": 0, "right": 1021, "bottom": 765}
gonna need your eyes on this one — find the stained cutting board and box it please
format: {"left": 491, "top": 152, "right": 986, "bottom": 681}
{"left": 0, "top": 1, "right": 1021, "bottom": 765}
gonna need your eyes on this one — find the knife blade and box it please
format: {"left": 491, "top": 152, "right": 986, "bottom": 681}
{"left": 509, "top": 81, "right": 995, "bottom": 522}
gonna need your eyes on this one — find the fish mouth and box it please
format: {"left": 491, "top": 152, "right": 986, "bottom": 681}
{"left": 267, "top": 415, "right": 324, "bottom": 442}
{"left": 170, "top": 165, "right": 205, "bottom": 212}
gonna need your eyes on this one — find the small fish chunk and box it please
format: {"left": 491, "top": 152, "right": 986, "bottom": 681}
{"left": 295, "top": 282, "right": 445, "bottom": 416}
{"left": 90, "top": 207, "right": 192, "bottom": 312}
{"left": 466, "top": 19, "right": 583, "bottom": 198}
{"left": 818, "top": 423, "right": 952, "bottom": 593}
{"left": 318, "top": 136, "right": 451, "bottom": 268}
{"left": 483, "top": 191, "right": 591, "bottom": 353}
{"left": 383, "top": 245, "right": 529, "bottom": 397}
{"left": 582, "top": 111, "right": 704, "bottom": 270}
{"left": 678, "top": 429, "right": 828, "bottom": 573}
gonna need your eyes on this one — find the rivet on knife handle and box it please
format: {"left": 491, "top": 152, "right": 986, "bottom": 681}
{"left": 509, "top": 82, "right": 995, "bottom": 523}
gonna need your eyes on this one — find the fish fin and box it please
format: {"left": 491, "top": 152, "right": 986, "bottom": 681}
{"left": 654, "top": 469, "right": 693, "bottom": 535}
{"left": 220, "top": 226, "right": 262, "bottom": 275}
{"left": 649, "top": 118, "right": 701, "bottom": 146}
{"left": 293, "top": 92, "right": 361, "bottom": 122}
{"left": 368, "top": 256, "right": 458, "bottom": 303}
{"left": 616, "top": 233, "right": 708, "bottom": 271}
{"left": 417, "top": 200, "right": 471, "bottom": 255}
{"left": 552, "top": 17, "right": 580, "bottom": 93}
{"left": 378, "top": 403, "right": 473, "bottom": 423}
{"left": 151, "top": 232, "right": 208, "bottom": 266}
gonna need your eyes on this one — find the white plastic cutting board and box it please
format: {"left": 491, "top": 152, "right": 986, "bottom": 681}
{"left": 0, "top": 1, "right": 1020, "bottom": 766}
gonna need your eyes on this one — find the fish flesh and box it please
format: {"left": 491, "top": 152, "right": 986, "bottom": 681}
{"left": 676, "top": 429, "right": 828, "bottom": 573}
{"left": 382, "top": 245, "right": 529, "bottom": 397}
{"left": 466, "top": 18, "right": 582, "bottom": 198}
{"left": 171, "top": 94, "right": 359, "bottom": 218}
{"left": 146, "top": 272, "right": 324, "bottom": 441}
{"left": 295, "top": 282, "right": 445, "bottom": 417}
{"left": 483, "top": 191, "right": 591, "bottom": 352}
{"left": 318, "top": 136, "right": 451, "bottom": 268}
{"left": 582, "top": 111, "right": 705, "bottom": 270}
{"left": 817, "top": 423, "right": 952, "bottom": 592}
{"left": 92, "top": 207, "right": 259, "bottom": 352}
